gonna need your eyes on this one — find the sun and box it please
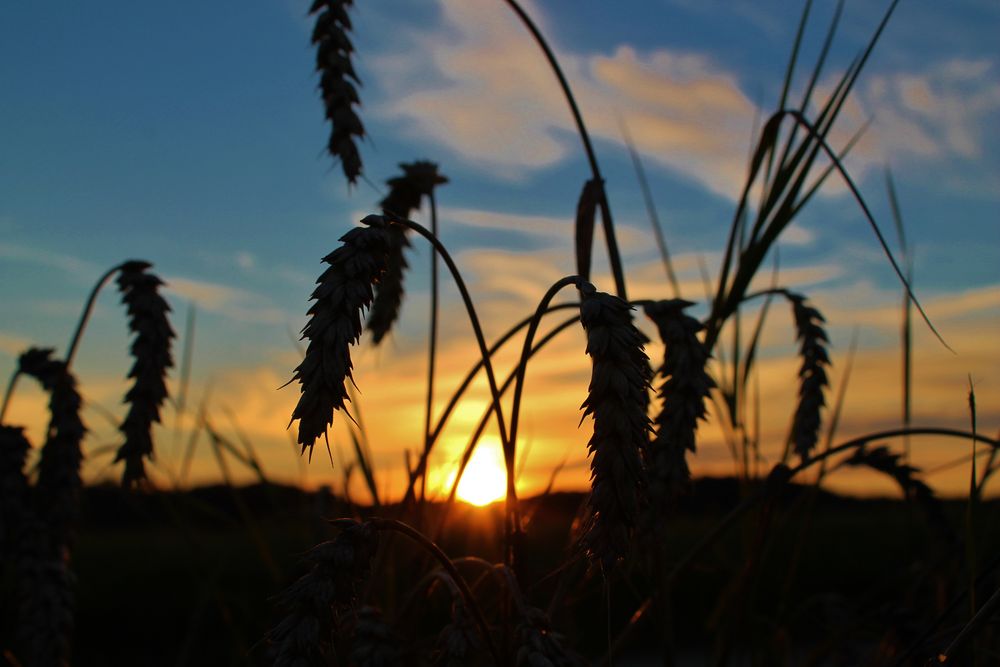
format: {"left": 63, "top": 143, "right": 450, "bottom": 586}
{"left": 453, "top": 440, "right": 507, "bottom": 507}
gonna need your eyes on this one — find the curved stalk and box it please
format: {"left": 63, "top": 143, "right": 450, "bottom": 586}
{"left": 602, "top": 426, "right": 998, "bottom": 660}
{"left": 435, "top": 314, "right": 583, "bottom": 543}
{"left": 0, "top": 371, "right": 19, "bottom": 423}
{"left": 393, "top": 217, "right": 517, "bottom": 555}
{"left": 420, "top": 192, "right": 441, "bottom": 505}
{"left": 502, "top": 0, "right": 627, "bottom": 299}
{"left": 65, "top": 263, "right": 123, "bottom": 369}
{"left": 401, "top": 302, "right": 579, "bottom": 507}
{"left": 506, "top": 277, "right": 581, "bottom": 528}
{"left": 359, "top": 518, "right": 501, "bottom": 666}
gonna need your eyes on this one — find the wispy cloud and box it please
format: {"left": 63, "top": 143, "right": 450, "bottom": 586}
{"left": 166, "top": 276, "right": 295, "bottom": 325}
{"left": 0, "top": 242, "right": 99, "bottom": 277}
{"left": 368, "top": 1, "right": 999, "bottom": 200}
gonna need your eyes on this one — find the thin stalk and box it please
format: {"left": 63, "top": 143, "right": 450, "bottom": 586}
{"left": 435, "top": 314, "right": 582, "bottom": 543}
{"left": 65, "top": 263, "right": 123, "bottom": 369}
{"left": 401, "top": 302, "right": 579, "bottom": 507}
{"left": 620, "top": 119, "right": 680, "bottom": 296}
{"left": 0, "top": 371, "right": 19, "bottom": 423}
{"left": 502, "top": 0, "right": 627, "bottom": 299}
{"left": 395, "top": 217, "right": 515, "bottom": 539}
{"left": 885, "top": 167, "right": 913, "bottom": 462}
{"left": 420, "top": 192, "right": 441, "bottom": 506}
{"left": 361, "top": 518, "right": 501, "bottom": 666}
{"left": 604, "top": 426, "right": 999, "bottom": 658}
{"left": 501, "top": 276, "right": 579, "bottom": 568}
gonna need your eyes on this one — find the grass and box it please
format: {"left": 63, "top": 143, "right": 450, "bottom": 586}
{"left": 1, "top": 0, "right": 998, "bottom": 665}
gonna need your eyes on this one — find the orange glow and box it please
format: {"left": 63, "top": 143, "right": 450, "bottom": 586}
{"left": 453, "top": 439, "right": 507, "bottom": 506}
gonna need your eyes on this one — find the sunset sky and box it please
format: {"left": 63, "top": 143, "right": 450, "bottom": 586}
{"left": 2, "top": 0, "right": 997, "bottom": 500}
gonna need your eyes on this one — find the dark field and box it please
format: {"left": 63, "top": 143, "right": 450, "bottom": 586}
{"left": 5, "top": 480, "right": 991, "bottom": 666}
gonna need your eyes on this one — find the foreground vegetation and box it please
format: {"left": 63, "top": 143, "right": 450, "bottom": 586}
{"left": 1, "top": 0, "right": 997, "bottom": 665}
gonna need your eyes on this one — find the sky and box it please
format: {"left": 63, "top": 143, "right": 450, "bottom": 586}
{"left": 1, "top": 0, "right": 998, "bottom": 500}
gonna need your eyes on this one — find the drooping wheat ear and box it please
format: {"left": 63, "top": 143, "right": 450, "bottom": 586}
{"left": 114, "top": 260, "right": 175, "bottom": 487}
{"left": 15, "top": 347, "right": 85, "bottom": 667}
{"left": 434, "top": 596, "right": 489, "bottom": 667}
{"left": 841, "top": 445, "right": 952, "bottom": 538}
{"left": 351, "top": 606, "right": 402, "bottom": 666}
{"left": 289, "top": 215, "right": 392, "bottom": 457}
{"left": 17, "top": 348, "right": 85, "bottom": 548}
{"left": 368, "top": 161, "right": 448, "bottom": 344}
{"left": 310, "top": 0, "right": 364, "bottom": 184}
{"left": 578, "top": 282, "right": 651, "bottom": 569}
{"left": 642, "top": 299, "right": 715, "bottom": 508}
{"left": 514, "top": 605, "right": 580, "bottom": 667}
{"left": 268, "top": 520, "right": 380, "bottom": 666}
{"left": 786, "top": 292, "right": 830, "bottom": 462}
{"left": 0, "top": 425, "right": 31, "bottom": 560}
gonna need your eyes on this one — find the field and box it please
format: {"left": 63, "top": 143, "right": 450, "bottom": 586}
{"left": 1, "top": 1, "right": 998, "bottom": 665}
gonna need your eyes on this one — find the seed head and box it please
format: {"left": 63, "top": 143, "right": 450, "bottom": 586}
{"left": 368, "top": 161, "right": 448, "bottom": 345}
{"left": 311, "top": 0, "right": 364, "bottom": 184}
{"left": 786, "top": 292, "right": 830, "bottom": 462}
{"left": 0, "top": 425, "right": 31, "bottom": 561}
{"left": 268, "top": 520, "right": 380, "bottom": 666}
{"left": 289, "top": 216, "right": 392, "bottom": 457}
{"left": 115, "top": 260, "right": 175, "bottom": 487}
{"left": 643, "top": 299, "right": 715, "bottom": 508}
{"left": 578, "top": 283, "right": 651, "bottom": 569}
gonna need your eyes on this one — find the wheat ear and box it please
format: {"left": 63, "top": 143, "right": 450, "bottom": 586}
{"left": 643, "top": 299, "right": 715, "bottom": 507}
{"left": 0, "top": 425, "right": 31, "bottom": 561}
{"left": 350, "top": 606, "right": 402, "bottom": 666}
{"left": 14, "top": 347, "right": 85, "bottom": 667}
{"left": 310, "top": 0, "right": 364, "bottom": 184}
{"left": 368, "top": 161, "right": 448, "bottom": 344}
{"left": 578, "top": 283, "right": 651, "bottom": 569}
{"left": 268, "top": 520, "right": 380, "bottom": 666}
{"left": 114, "top": 260, "right": 175, "bottom": 486}
{"left": 289, "top": 215, "right": 391, "bottom": 457}
{"left": 786, "top": 292, "right": 830, "bottom": 462}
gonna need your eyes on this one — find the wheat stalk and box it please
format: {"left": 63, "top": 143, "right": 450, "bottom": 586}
{"left": 268, "top": 520, "right": 380, "bottom": 666}
{"left": 114, "top": 260, "right": 175, "bottom": 486}
{"left": 289, "top": 215, "right": 392, "bottom": 457}
{"left": 368, "top": 161, "right": 448, "bottom": 345}
{"left": 643, "top": 299, "right": 715, "bottom": 507}
{"left": 310, "top": 0, "right": 364, "bottom": 185}
{"left": 578, "top": 283, "right": 651, "bottom": 569}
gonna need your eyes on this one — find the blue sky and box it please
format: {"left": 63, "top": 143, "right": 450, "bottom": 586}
{"left": 2, "top": 0, "right": 998, "bottom": 497}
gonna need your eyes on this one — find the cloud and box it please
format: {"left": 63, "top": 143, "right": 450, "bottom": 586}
{"left": 0, "top": 242, "right": 99, "bottom": 277}
{"left": 856, "top": 58, "right": 1000, "bottom": 192}
{"left": 165, "top": 276, "right": 294, "bottom": 325}
{"left": 370, "top": 0, "right": 756, "bottom": 196}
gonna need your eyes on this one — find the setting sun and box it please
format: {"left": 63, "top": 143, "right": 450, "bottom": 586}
{"left": 452, "top": 440, "right": 507, "bottom": 507}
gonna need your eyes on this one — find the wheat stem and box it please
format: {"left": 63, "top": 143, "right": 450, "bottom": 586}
{"left": 502, "top": 0, "right": 626, "bottom": 299}
{"left": 360, "top": 518, "right": 500, "bottom": 666}
{"left": 420, "top": 191, "right": 441, "bottom": 507}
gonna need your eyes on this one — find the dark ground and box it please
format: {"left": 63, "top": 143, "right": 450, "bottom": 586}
{"left": 2, "top": 479, "right": 997, "bottom": 665}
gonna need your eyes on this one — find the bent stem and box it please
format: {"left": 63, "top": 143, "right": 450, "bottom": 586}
{"left": 603, "top": 426, "right": 1000, "bottom": 660}
{"left": 65, "top": 263, "right": 123, "bottom": 369}
{"left": 393, "top": 217, "right": 517, "bottom": 559}
{"left": 400, "top": 302, "right": 580, "bottom": 507}
{"left": 502, "top": 0, "right": 627, "bottom": 299}
{"left": 435, "top": 314, "right": 583, "bottom": 544}
{"left": 359, "top": 517, "right": 501, "bottom": 666}
{"left": 419, "top": 191, "right": 441, "bottom": 507}
{"left": 506, "top": 276, "right": 581, "bottom": 563}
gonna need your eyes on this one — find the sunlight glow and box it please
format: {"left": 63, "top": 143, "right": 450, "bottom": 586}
{"left": 454, "top": 440, "right": 507, "bottom": 507}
